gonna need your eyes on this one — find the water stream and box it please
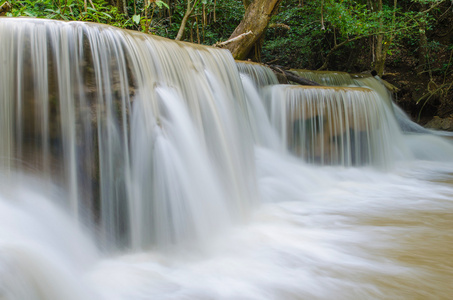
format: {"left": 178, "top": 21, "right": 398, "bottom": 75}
{"left": 1, "top": 18, "right": 453, "bottom": 299}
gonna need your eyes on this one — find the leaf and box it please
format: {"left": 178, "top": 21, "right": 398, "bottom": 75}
{"left": 132, "top": 14, "right": 141, "bottom": 24}
{"left": 101, "top": 12, "right": 112, "bottom": 19}
{"left": 156, "top": 1, "right": 169, "bottom": 9}
{"left": 24, "top": 11, "right": 37, "bottom": 17}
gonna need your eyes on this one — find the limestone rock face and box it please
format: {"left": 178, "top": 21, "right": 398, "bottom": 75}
{"left": 425, "top": 116, "right": 453, "bottom": 131}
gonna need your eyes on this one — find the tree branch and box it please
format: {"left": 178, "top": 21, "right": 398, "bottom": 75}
{"left": 0, "top": 1, "right": 12, "bottom": 15}
{"left": 214, "top": 31, "right": 254, "bottom": 47}
{"left": 175, "top": 0, "right": 200, "bottom": 41}
{"left": 268, "top": 23, "right": 290, "bottom": 30}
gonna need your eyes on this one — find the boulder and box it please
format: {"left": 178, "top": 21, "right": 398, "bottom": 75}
{"left": 425, "top": 116, "right": 453, "bottom": 131}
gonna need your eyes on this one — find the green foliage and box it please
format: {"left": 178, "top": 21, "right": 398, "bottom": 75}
{"left": 147, "top": 0, "right": 243, "bottom": 44}
{"left": 200, "top": 0, "right": 244, "bottom": 44}
{"left": 155, "top": 1, "right": 169, "bottom": 9}
{"left": 262, "top": 2, "right": 324, "bottom": 68}
{"left": 263, "top": 0, "right": 381, "bottom": 69}
{"left": 4, "top": 0, "right": 452, "bottom": 77}
{"left": 7, "top": 0, "right": 130, "bottom": 27}
{"left": 5, "top": 0, "right": 243, "bottom": 43}
{"left": 263, "top": 0, "right": 451, "bottom": 71}
{"left": 324, "top": 0, "right": 375, "bottom": 36}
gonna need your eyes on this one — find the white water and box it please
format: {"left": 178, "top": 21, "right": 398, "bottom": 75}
{"left": 3, "top": 156, "right": 453, "bottom": 299}
{"left": 0, "top": 175, "right": 99, "bottom": 300}
{"left": 0, "top": 18, "right": 256, "bottom": 251}
{"left": 290, "top": 69, "right": 453, "bottom": 162}
{"left": 264, "top": 85, "right": 405, "bottom": 167}
{"left": 1, "top": 18, "right": 453, "bottom": 299}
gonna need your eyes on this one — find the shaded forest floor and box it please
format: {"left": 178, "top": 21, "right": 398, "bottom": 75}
{"left": 384, "top": 40, "right": 453, "bottom": 126}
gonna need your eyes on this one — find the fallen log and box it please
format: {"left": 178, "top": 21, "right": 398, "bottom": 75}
{"left": 267, "top": 64, "right": 321, "bottom": 86}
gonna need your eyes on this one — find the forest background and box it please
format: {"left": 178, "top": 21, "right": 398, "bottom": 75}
{"left": 1, "top": 0, "right": 452, "bottom": 127}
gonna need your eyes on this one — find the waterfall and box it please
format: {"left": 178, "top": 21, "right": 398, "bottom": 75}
{"left": 2, "top": 18, "right": 453, "bottom": 300}
{"left": 291, "top": 69, "right": 395, "bottom": 108}
{"left": 289, "top": 69, "right": 453, "bottom": 161}
{"left": 291, "top": 69, "right": 433, "bottom": 132}
{"left": 235, "top": 61, "right": 282, "bottom": 149}
{"left": 290, "top": 69, "right": 356, "bottom": 86}
{"left": 237, "top": 61, "right": 280, "bottom": 87}
{"left": 0, "top": 18, "right": 257, "bottom": 250}
{"left": 265, "top": 85, "right": 403, "bottom": 167}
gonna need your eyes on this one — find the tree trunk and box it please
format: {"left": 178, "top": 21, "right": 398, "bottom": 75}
{"left": 243, "top": 0, "right": 253, "bottom": 9}
{"left": 224, "top": 0, "right": 282, "bottom": 60}
{"left": 373, "top": 0, "right": 385, "bottom": 75}
{"left": 122, "top": 0, "right": 128, "bottom": 17}
{"left": 175, "top": 0, "right": 199, "bottom": 41}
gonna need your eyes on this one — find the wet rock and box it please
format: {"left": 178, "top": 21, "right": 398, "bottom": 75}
{"left": 425, "top": 116, "right": 453, "bottom": 131}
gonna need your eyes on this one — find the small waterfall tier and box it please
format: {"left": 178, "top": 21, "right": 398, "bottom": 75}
{"left": 289, "top": 70, "right": 392, "bottom": 104}
{"left": 290, "top": 70, "right": 391, "bottom": 101}
{"left": 0, "top": 18, "right": 257, "bottom": 250}
{"left": 236, "top": 61, "right": 279, "bottom": 87}
{"left": 290, "top": 69, "right": 359, "bottom": 86}
{"left": 266, "top": 85, "right": 398, "bottom": 167}
{"left": 290, "top": 70, "right": 453, "bottom": 137}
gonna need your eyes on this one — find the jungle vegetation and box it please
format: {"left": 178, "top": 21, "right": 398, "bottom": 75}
{"left": 1, "top": 0, "right": 453, "bottom": 120}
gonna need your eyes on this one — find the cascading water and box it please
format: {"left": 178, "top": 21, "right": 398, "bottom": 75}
{"left": 237, "top": 61, "right": 280, "bottom": 87}
{"left": 0, "top": 18, "right": 257, "bottom": 250}
{"left": 290, "top": 69, "right": 356, "bottom": 86}
{"left": 236, "top": 61, "right": 282, "bottom": 149}
{"left": 290, "top": 69, "right": 453, "bottom": 161}
{"left": 291, "top": 69, "right": 394, "bottom": 108}
{"left": 2, "top": 18, "right": 453, "bottom": 300}
{"left": 265, "top": 85, "right": 404, "bottom": 167}
{"left": 291, "top": 69, "right": 449, "bottom": 134}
